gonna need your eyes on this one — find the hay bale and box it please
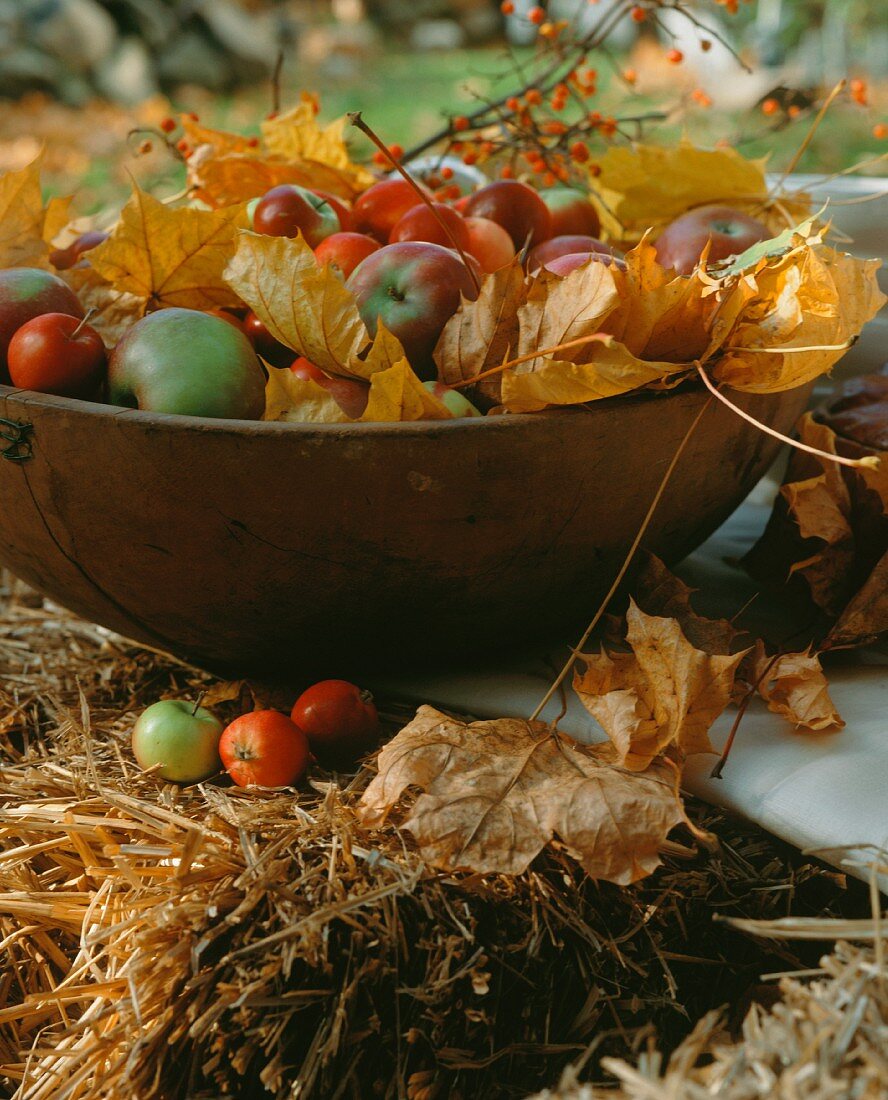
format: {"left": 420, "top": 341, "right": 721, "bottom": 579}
{"left": 0, "top": 576, "right": 873, "bottom": 1099}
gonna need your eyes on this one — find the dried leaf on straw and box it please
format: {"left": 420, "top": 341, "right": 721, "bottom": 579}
{"left": 88, "top": 187, "right": 248, "bottom": 311}
{"left": 359, "top": 705, "right": 686, "bottom": 883}
{"left": 574, "top": 601, "right": 745, "bottom": 771}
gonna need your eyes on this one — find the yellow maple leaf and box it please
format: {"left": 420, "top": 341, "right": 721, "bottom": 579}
{"left": 261, "top": 103, "right": 374, "bottom": 197}
{"left": 88, "top": 187, "right": 248, "bottom": 311}
{"left": 263, "top": 365, "right": 348, "bottom": 423}
{"left": 359, "top": 705, "right": 687, "bottom": 883}
{"left": 360, "top": 360, "right": 452, "bottom": 422}
{"left": 574, "top": 601, "right": 745, "bottom": 771}
{"left": 593, "top": 142, "right": 770, "bottom": 240}
{"left": 0, "top": 155, "right": 52, "bottom": 269}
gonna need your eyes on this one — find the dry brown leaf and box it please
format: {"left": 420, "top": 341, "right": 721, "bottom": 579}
{"left": 0, "top": 155, "right": 52, "bottom": 268}
{"left": 748, "top": 642, "right": 844, "bottom": 731}
{"left": 633, "top": 554, "right": 743, "bottom": 655}
{"left": 61, "top": 265, "right": 145, "bottom": 345}
{"left": 574, "top": 601, "right": 745, "bottom": 771}
{"left": 826, "top": 549, "right": 888, "bottom": 648}
{"left": 225, "top": 232, "right": 399, "bottom": 379}
{"left": 88, "top": 187, "right": 248, "bottom": 311}
{"left": 435, "top": 259, "right": 526, "bottom": 408}
{"left": 359, "top": 705, "right": 686, "bottom": 884}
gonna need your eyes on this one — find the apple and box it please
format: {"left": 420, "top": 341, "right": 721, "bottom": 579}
{"left": 243, "top": 310, "right": 294, "bottom": 369}
{"left": 464, "top": 216, "right": 515, "bottom": 273}
{"left": 389, "top": 201, "right": 470, "bottom": 251}
{"left": 252, "top": 184, "right": 340, "bottom": 247}
{"left": 0, "top": 267, "right": 84, "bottom": 381}
{"left": 423, "top": 380, "right": 482, "bottom": 417}
{"left": 8, "top": 312, "right": 106, "bottom": 398}
{"left": 527, "top": 234, "right": 612, "bottom": 273}
{"left": 219, "top": 709, "right": 310, "bottom": 788}
{"left": 109, "top": 307, "right": 266, "bottom": 419}
{"left": 352, "top": 178, "right": 432, "bottom": 242}
{"left": 314, "top": 231, "right": 380, "bottom": 280}
{"left": 539, "top": 187, "right": 601, "bottom": 238}
{"left": 291, "top": 679, "right": 380, "bottom": 768}
{"left": 312, "top": 189, "right": 352, "bottom": 231}
{"left": 543, "top": 251, "right": 627, "bottom": 277}
{"left": 463, "top": 180, "right": 553, "bottom": 250}
{"left": 346, "top": 242, "right": 480, "bottom": 380}
{"left": 49, "top": 230, "right": 109, "bottom": 271}
{"left": 206, "top": 307, "right": 249, "bottom": 335}
{"left": 132, "top": 699, "right": 223, "bottom": 783}
{"left": 291, "top": 356, "right": 370, "bottom": 418}
{"left": 654, "top": 204, "right": 771, "bottom": 275}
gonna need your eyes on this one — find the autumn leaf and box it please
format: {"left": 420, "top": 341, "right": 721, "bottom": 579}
{"left": 359, "top": 705, "right": 686, "bottom": 884}
{"left": 593, "top": 142, "right": 769, "bottom": 241}
{"left": 574, "top": 601, "right": 745, "bottom": 771}
{"left": 360, "top": 360, "right": 452, "bottom": 421}
{"left": 264, "top": 365, "right": 348, "bottom": 423}
{"left": 746, "top": 642, "right": 844, "bottom": 731}
{"left": 260, "top": 103, "right": 374, "bottom": 197}
{"left": 88, "top": 187, "right": 248, "bottom": 311}
{"left": 435, "top": 259, "right": 526, "bottom": 408}
{"left": 61, "top": 265, "right": 145, "bottom": 345}
{"left": 0, "top": 155, "right": 53, "bottom": 269}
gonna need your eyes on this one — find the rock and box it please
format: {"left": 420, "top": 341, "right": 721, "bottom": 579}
{"left": 193, "top": 0, "right": 283, "bottom": 68}
{"left": 26, "top": 0, "right": 117, "bottom": 71}
{"left": 155, "top": 29, "right": 234, "bottom": 93}
{"left": 410, "top": 19, "right": 465, "bottom": 51}
{"left": 0, "top": 45, "right": 66, "bottom": 99}
{"left": 94, "top": 36, "right": 158, "bottom": 105}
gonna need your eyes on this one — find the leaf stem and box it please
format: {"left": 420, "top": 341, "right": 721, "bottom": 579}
{"left": 694, "top": 363, "right": 879, "bottom": 470}
{"left": 451, "top": 332, "right": 612, "bottom": 390}
{"left": 529, "top": 395, "right": 714, "bottom": 722}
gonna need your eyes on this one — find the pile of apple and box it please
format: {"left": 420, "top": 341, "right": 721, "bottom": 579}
{"left": 133, "top": 678, "right": 381, "bottom": 787}
{"left": 0, "top": 169, "right": 771, "bottom": 420}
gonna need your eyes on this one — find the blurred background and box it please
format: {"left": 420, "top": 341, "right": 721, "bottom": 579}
{"left": 0, "top": 0, "right": 886, "bottom": 213}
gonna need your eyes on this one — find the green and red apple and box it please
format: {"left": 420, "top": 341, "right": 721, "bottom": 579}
{"left": 655, "top": 204, "right": 771, "bottom": 275}
{"left": 132, "top": 699, "right": 223, "bottom": 783}
{"left": 109, "top": 307, "right": 266, "bottom": 419}
{"left": 0, "top": 267, "right": 84, "bottom": 380}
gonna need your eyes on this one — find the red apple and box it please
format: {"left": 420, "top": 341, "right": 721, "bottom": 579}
{"left": 312, "top": 189, "right": 352, "bottom": 232}
{"left": 206, "top": 307, "right": 248, "bottom": 335}
{"left": 543, "top": 251, "right": 626, "bottom": 277}
{"left": 290, "top": 356, "right": 370, "bottom": 418}
{"left": 654, "top": 204, "right": 771, "bottom": 275}
{"left": 352, "top": 178, "right": 432, "bottom": 243}
{"left": 423, "top": 380, "right": 482, "bottom": 418}
{"left": 49, "top": 230, "right": 109, "bottom": 271}
{"left": 464, "top": 216, "right": 515, "bottom": 273}
{"left": 219, "top": 709, "right": 310, "bottom": 788}
{"left": 314, "top": 232, "right": 380, "bottom": 280}
{"left": 346, "top": 242, "right": 480, "bottom": 379}
{"left": 0, "top": 267, "right": 84, "bottom": 380}
{"left": 539, "top": 187, "right": 601, "bottom": 238}
{"left": 244, "top": 311, "right": 294, "bottom": 369}
{"left": 389, "top": 201, "right": 470, "bottom": 251}
{"left": 463, "top": 180, "right": 553, "bottom": 250}
{"left": 527, "top": 234, "right": 612, "bottom": 273}
{"left": 8, "top": 312, "right": 106, "bottom": 398}
{"left": 252, "top": 184, "right": 340, "bottom": 247}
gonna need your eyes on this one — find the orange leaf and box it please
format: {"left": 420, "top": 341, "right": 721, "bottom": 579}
{"left": 0, "top": 155, "right": 53, "bottom": 268}
{"left": 360, "top": 705, "right": 686, "bottom": 884}
{"left": 749, "top": 642, "right": 844, "bottom": 731}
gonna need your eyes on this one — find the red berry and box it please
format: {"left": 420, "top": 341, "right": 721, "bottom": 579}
{"left": 501, "top": 0, "right": 515, "bottom": 12}
{"left": 761, "top": 98, "right": 780, "bottom": 116}
{"left": 667, "top": 48, "right": 684, "bottom": 64}
{"left": 874, "top": 123, "right": 888, "bottom": 140}
{"left": 160, "top": 117, "right": 176, "bottom": 134}
{"left": 528, "top": 6, "right": 545, "bottom": 25}
{"left": 453, "top": 115, "right": 470, "bottom": 132}
{"left": 631, "top": 6, "right": 646, "bottom": 21}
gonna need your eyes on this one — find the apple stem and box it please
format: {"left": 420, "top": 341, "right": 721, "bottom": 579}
{"left": 694, "top": 362, "right": 879, "bottom": 470}
{"left": 348, "top": 111, "right": 482, "bottom": 296}
{"left": 192, "top": 690, "right": 206, "bottom": 716}
{"left": 69, "top": 308, "right": 97, "bottom": 341}
{"left": 529, "top": 396, "right": 715, "bottom": 722}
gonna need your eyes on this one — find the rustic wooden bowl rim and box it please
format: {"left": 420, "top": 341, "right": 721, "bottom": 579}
{"left": 0, "top": 381, "right": 687, "bottom": 435}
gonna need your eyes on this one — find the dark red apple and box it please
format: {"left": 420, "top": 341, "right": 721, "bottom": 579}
{"left": 252, "top": 184, "right": 340, "bottom": 247}
{"left": 463, "top": 180, "right": 553, "bottom": 250}
{"left": 312, "top": 189, "right": 352, "bottom": 232}
{"left": 352, "top": 178, "right": 432, "bottom": 243}
{"left": 389, "top": 201, "right": 470, "bottom": 251}
{"left": 539, "top": 186, "right": 601, "bottom": 238}
{"left": 527, "top": 234, "right": 612, "bottom": 273}
{"left": 543, "top": 251, "right": 626, "bottom": 277}
{"left": 346, "top": 242, "right": 480, "bottom": 379}
{"left": 244, "top": 311, "right": 295, "bottom": 369}
{"left": 290, "top": 356, "right": 370, "bottom": 418}
{"left": 655, "top": 204, "right": 771, "bottom": 275}
{"left": 0, "top": 267, "right": 84, "bottom": 380}
{"left": 8, "top": 312, "right": 106, "bottom": 398}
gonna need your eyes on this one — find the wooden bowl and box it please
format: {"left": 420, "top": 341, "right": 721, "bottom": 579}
{"left": 0, "top": 383, "right": 811, "bottom": 676}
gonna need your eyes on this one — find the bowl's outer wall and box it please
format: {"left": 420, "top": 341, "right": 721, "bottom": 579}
{"left": 0, "top": 385, "right": 811, "bottom": 675}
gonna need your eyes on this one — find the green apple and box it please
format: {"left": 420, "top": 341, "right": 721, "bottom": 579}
{"left": 0, "top": 267, "right": 84, "bottom": 381}
{"left": 132, "top": 699, "right": 223, "bottom": 783}
{"left": 423, "top": 380, "right": 482, "bottom": 418}
{"left": 109, "top": 307, "right": 266, "bottom": 419}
